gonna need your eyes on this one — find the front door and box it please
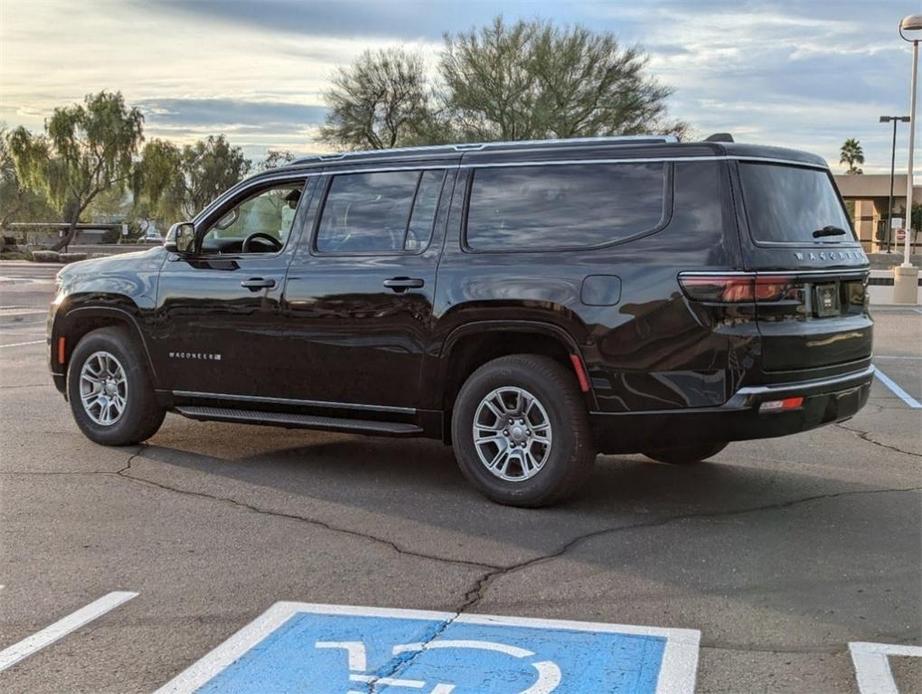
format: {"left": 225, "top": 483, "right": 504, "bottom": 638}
{"left": 281, "top": 166, "right": 456, "bottom": 410}
{"left": 151, "top": 176, "right": 313, "bottom": 397}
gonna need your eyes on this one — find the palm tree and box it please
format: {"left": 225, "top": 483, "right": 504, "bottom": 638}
{"left": 840, "top": 138, "right": 865, "bottom": 174}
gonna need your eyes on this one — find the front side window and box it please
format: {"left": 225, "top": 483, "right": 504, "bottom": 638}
{"left": 465, "top": 162, "right": 666, "bottom": 251}
{"left": 739, "top": 163, "right": 855, "bottom": 245}
{"left": 315, "top": 170, "right": 446, "bottom": 254}
{"left": 201, "top": 182, "right": 303, "bottom": 254}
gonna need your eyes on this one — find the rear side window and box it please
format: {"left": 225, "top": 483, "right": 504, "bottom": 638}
{"left": 739, "top": 162, "right": 854, "bottom": 244}
{"left": 316, "top": 170, "right": 445, "bottom": 254}
{"left": 465, "top": 162, "right": 666, "bottom": 251}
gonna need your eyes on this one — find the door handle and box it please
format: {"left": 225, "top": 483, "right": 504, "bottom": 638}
{"left": 240, "top": 277, "right": 276, "bottom": 291}
{"left": 383, "top": 277, "right": 425, "bottom": 292}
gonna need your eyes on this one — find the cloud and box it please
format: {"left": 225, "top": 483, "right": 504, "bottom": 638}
{"left": 137, "top": 98, "right": 328, "bottom": 135}
{"left": 3, "top": 0, "right": 922, "bottom": 172}
{"left": 134, "top": 0, "right": 585, "bottom": 40}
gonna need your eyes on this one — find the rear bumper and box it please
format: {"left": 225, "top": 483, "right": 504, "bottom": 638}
{"left": 590, "top": 365, "right": 874, "bottom": 454}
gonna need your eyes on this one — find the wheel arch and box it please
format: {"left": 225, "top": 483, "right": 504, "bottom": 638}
{"left": 433, "top": 320, "right": 596, "bottom": 442}
{"left": 53, "top": 302, "right": 157, "bottom": 389}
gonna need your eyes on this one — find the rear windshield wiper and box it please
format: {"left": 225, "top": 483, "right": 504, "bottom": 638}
{"left": 812, "top": 225, "right": 847, "bottom": 238}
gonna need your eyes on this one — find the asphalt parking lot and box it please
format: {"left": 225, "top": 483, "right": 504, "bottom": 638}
{"left": 1, "top": 260, "right": 919, "bottom": 693}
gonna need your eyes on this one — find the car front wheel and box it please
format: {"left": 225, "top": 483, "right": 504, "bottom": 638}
{"left": 67, "top": 327, "right": 165, "bottom": 446}
{"left": 452, "top": 354, "right": 596, "bottom": 507}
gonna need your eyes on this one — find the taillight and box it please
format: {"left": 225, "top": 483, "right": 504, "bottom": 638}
{"left": 678, "top": 273, "right": 796, "bottom": 303}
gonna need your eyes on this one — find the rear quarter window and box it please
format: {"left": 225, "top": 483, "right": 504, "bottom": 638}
{"left": 739, "top": 162, "right": 855, "bottom": 245}
{"left": 464, "top": 162, "right": 667, "bottom": 251}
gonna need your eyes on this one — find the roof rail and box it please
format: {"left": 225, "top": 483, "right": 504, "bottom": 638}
{"left": 292, "top": 134, "right": 678, "bottom": 165}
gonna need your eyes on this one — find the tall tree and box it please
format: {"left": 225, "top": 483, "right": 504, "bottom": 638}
{"left": 8, "top": 91, "right": 144, "bottom": 249}
{"left": 261, "top": 149, "right": 295, "bottom": 170}
{"left": 321, "top": 18, "right": 684, "bottom": 149}
{"left": 0, "top": 126, "right": 55, "bottom": 230}
{"left": 840, "top": 138, "right": 864, "bottom": 174}
{"left": 136, "top": 135, "right": 251, "bottom": 222}
{"left": 177, "top": 135, "right": 251, "bottom": 218}
{"left": 320, "top": 48, "right": 446, "bottom": 150}
{"left": 442, "top": 17, "right": 684, "bottom": 141}
{"left": 133, "top": 139, "right": 183, "bottom": 223}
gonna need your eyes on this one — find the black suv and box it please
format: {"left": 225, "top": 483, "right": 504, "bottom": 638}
{"left": 49, "top": 135, "right": 873, "bottom": 506}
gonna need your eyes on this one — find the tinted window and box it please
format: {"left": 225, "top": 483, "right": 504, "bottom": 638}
{"left": 405, "top": 170, "right": 445, "bottom": 251}
{"left": 465, "top": 163, "right": 666, "bottom": 251}
{"left": 739, "top": 163, "right": 854, "bottom": 244}
{"left": 317, "top": 171, "right": 419, "bottom": 253}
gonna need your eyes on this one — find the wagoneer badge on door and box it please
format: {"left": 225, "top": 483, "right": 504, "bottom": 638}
{"left": 168, "top": 352, "right": 222, "bottom": 361}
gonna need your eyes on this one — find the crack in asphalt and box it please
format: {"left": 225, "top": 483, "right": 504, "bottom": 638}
{"left": 457, "top": 484, "right": 922, "bottom": 612}
{"left": 835, "top": 423, "right": 922, "bottom": 458}
{"left": 0, "top": 470, "right": 124, "bottom": 475}
{"left": 116, "top": 445, "right": 146, "bottom": 475}
{"left": 114, "top": 446, "right": 500, "bottom": 573}
{"left": 18, "top": 443, "right": 917, "bottom": 684}
{"left": 360, "top": 612, "right": 463, "bottom": 693}
{"left": 365, "top": 484, "right": 922, "bottom": 686}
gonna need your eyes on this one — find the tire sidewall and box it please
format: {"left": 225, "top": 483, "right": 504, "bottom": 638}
{"left": 452, "top": 359, "right": 586, "bottom": 506}
{"left": 67, "top": 329, "right": 156, "bottom": 446}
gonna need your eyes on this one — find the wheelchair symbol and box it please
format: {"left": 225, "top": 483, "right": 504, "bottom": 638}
{"left": 316, "top": 638, "right": 562, "bottom": 693}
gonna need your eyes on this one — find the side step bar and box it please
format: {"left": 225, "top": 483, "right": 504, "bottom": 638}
{"left": 174, "top": 406, "right": 423, "bottom": 437}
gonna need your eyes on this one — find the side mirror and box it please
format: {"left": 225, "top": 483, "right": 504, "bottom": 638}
{"left": 164, "top": 222, "right": 196, "bottom": 254}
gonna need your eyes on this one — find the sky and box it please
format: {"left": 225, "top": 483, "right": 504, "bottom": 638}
{"left": 1, "top": 0, "right": 921, "bottom": 174}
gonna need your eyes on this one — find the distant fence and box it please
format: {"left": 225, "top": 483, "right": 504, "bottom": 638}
{"left": 3, "top": 222, "right": 127, "bottom": 247}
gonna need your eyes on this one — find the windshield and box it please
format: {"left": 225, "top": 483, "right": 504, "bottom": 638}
{"left": 739, "top": 162, "right": 855, "bottom": 244}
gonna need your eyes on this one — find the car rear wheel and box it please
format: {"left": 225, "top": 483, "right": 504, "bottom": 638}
{"left": 67, "top": 327, "right": 165, "bottom": 446}
{"left": 452, "top": 354, "right": 595, "bottom": 507}
{"left": 643, "top": 442, "right": 728, "bottom": 465}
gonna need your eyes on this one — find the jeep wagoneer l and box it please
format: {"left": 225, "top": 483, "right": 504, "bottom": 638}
{"left": 49, "top": 135, "right": 873, "bottom": 506}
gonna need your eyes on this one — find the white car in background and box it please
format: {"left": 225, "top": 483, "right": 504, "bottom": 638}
{"left": 136, "top": 221, "right": 163, "bottom": 244}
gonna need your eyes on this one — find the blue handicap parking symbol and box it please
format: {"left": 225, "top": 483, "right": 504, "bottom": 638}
{"left": 156, "top": 604, "right": 700, "bottom": 694}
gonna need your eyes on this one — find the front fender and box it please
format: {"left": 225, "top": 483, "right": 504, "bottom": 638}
{"left": 50, "top": 299, "right": 159, "bottom": 392}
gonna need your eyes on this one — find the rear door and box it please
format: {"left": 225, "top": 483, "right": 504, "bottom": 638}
{"left": 733, "top": 160, "right": 872, "bottom": 375}
{"left": 281, "top": 163, "right": 457, "bottom": 409}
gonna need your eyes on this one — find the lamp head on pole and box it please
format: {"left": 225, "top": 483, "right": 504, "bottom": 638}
{"left": 900, "top": 14, "right": 922, "bottom": 42}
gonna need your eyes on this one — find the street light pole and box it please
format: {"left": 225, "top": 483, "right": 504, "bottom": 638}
{"left": 879, "top": 115, "right": 910, "bottom": 253}
{"left": 895, "top": 15, "right": 922, "bottom": 304}
{"left": 904, "top": 39, "right": 918, "bottom": 267}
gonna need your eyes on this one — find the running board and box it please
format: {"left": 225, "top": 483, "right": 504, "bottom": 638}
{"left": 174, "top": 406, "right": 423, "bottom": 437}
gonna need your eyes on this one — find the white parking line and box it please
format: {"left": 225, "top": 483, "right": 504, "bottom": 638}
{"left": 0, "top": 309, "right": 48, "bottom": 316}
{"left": 874, "top": 368, "right": 922, "bottom": 409}
{"left": 850, "top": 642, "right": 922, "bottom": 694}
{"left": 0, "top": 591, "right": 138, "bottom": 672}
{"left": 0, "top": 340, "right": 45, "bottom": 349}
{"left": 875, "top": 355, "right": 922, "bottom": 360}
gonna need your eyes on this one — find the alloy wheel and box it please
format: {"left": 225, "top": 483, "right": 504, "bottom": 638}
{"left": 79, "top": 351, "right": 128, "bottom": 426}
{"left": 472, "top": 386, "right": 553, "bottom": 482}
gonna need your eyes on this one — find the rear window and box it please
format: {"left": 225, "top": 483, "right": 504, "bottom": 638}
{"left": 739, "top": 162, "right": 854, "bottom": 244}
{"left": 465, "top": 162, "right": 666, "bottom": 251}
{"left": 316, "top": 170, "right": 445, "bottom": 254}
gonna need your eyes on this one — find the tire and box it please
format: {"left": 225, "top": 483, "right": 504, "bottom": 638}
{"left": 67, "top": 327, "right": 165, "bottom": 446}
{"left": 451, "top": 354, "right": 596, "bottom": 507}
{"left": 643, "top": 442, "right": 728, "bottom": 465}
